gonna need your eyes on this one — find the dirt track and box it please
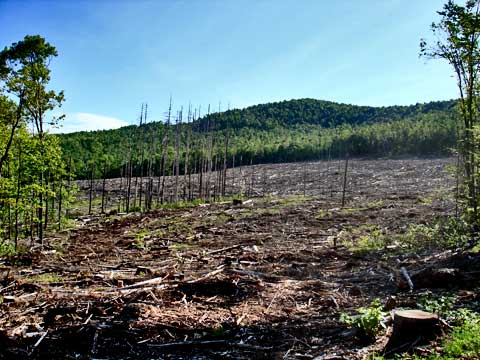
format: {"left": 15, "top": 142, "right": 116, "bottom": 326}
{"left": 3, "top": 157, "right": 478, "bottom": 360}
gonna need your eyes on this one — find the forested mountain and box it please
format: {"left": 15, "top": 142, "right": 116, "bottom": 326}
{"left": 198, "top": 98, "right": 456, "bottom": 130}
{"left": 59, "top": 98, "right": 458, "bottom": 179}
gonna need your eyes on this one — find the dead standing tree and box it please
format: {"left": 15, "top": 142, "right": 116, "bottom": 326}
{"left": 158, "top": 97, "right": 172, "bottom": 205}
{"left": 173, "top": 108, "right": 182, "bottom": 203}
{"left": 184, "top": 104, "right": 192, "bottom": 201}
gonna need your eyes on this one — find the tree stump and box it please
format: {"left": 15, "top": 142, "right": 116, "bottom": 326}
{"left": 384, "top": 310, "right": 439, "bottom": 355}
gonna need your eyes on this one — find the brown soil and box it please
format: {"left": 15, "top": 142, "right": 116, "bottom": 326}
{"left": 1, "top": 157, "right": 479, "bottom": 359}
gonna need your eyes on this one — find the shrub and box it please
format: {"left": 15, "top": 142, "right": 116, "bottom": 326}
{"left": 340, "top": 299, "right": 386, "bottom": 342}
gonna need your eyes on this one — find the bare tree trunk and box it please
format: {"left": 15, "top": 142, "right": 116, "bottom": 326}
{"left": 184, "top": 106, "right": 191, "bottom": 201}
{"left": 66, "top": 157, "right": 72, "bottom": 219}
{"left": 89, "top": 161, "right": 95, "bottom": 215}
{"left": 57, "top": 179, "right": 63, "bottom": 231}
{"left": 341, "top": 156, "right": 349, "bottom": 208}
{"left": 262, "top": 166, "right": 267, "bottom": 197}
{"left": 101, "top": 160, "right": 107, "bottom": 213}
{"left": 174, "top": 110, "right": 182, "bottom": 203}
{"left": 38, "top": 171, "right": 44, "bottom": 246}
{"left": 44, "top": 174, "right": 49, "bottom": 230}
{"left": 14, "top": 141, "right": 22, "bottom": 250}
{"left": 0, "top": 94, "right": 24, "bottom": 177}
{"left": 248, "top": 157, "right": 254, "bottom": 197}
{"left": 126, "top": 156, "right": 132, "bottom": 213}
{"left": 118, "top": 162, "right": 124, "bottom": 212}
{"left": 222, "top": 130, "right": 229, "bottom": 197}
{"left": 303, "top": 162, "right": 307, "bottom": 197}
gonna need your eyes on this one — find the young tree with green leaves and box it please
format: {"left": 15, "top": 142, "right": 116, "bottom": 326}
{"left": 421, "top": 0, "right": 480, "bottom": 234}
{"left": 0, "top": 35, "right": 69, "bottom": 250}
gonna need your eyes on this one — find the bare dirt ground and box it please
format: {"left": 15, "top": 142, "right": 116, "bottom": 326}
{"left": 2, "top": 157, "right": 480, "bottom": 359}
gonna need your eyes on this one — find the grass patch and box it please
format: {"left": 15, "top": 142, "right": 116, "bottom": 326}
{"left": 316, "top": 209, "right": 330, "bottom": 219}
{"left": 25, "top": 273, "right": 62, "bottom": 284}
{"left": 169, "top": 243, "right": 190, "bottom": 251}
{"left": 317, "top": 200, "right": 386, "bottom": 219}
{"left": 338, "top": 224, "right": 389, "bottom": 252}
{"left": 341, "top": 199, "right": 386, "bottom": 215}
{"left": 343, "top": 217, "right": 470, "bottom": 255}
{"left": 158, "top": 195, "right": 246, "bottom": 210}
{"left": 133, "top": 229, "right": 150, "bottom": 249}
{"left": 417, "top": 196, "right": 434, "bottom": 205}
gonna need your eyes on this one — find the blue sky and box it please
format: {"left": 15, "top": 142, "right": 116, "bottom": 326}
{"left": 0, "top": 0, "right": 458, "bottom": 133}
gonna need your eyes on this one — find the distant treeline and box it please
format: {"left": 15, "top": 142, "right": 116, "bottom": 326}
{"left": 58, "top": 98, "right": 458, "bottom": 179}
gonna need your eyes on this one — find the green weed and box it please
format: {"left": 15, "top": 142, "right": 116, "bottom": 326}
{"left": 368, "top": 308, "right": 480, "bottom": 360}
{"left": 316, "top": 209, "right": 330, "bottom": 219}
{"left": 25, "top": 273, "right": 62, "bottom": 284}
{"left": 210, "top": 324, "right": 225, "bottom": 337}
{"left": 0, "top": 241, "right": 16, "bottom": 257}
{"left": 442, "top": 312, "right": 480, "bottom": 358}
{"left": 340, "top": 299, "right": 386, "bottom": 342}
{"left": 169, "top": 243, "right": 189, "bottom": 251}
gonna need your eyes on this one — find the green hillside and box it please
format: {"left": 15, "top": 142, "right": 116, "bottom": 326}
{"left": 59, "top": 98, "right": 458, "bottom": 179}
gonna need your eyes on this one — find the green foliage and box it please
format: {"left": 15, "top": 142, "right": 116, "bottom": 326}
{"left": 418, "top": 293, "right": 477, "bottom": 326}
{"left": 340, "top": 299, "right": 386, "bottom": 342}
{"left": 368, "top": 308, "right": 480, "bottom": 360}
{"left": 355, "top": 229, "right": 386, "bottom": 251}
{"left": 210, "top": 324, "right": 225, "bottom": 337}
{"left": 419, "top": 294, "right": 455, "bottom": 319}
{"left": 0, "top": 239, "right": 15, "bottom": 256}
{"left": 25, "top": 272, "right": 62, "bottom": 284}
{"left": 442, "top": 312, "right": 480, "bottom": 359}
{"left": 422, "top": 0, "right": 480, "bottom": 229}
{"left": 58, "top": 99, "right": 457, "bottom": 180}
{"left": 133, "top": 229, "right": 149, "bottom": 249}
{"left": 0, "top": 35, "right": 73, "bottom": 252}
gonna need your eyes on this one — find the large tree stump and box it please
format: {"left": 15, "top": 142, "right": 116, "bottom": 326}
{"left": 385, "top": 310, "right": 439, "bottom": 355}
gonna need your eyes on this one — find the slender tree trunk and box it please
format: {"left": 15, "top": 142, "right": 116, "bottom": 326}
{"left": 303, "top": 162, "right": 307, "bottom": 197}
{"left": 101, "top": 160, "right": 107, "bottom": 213}
{"left": 231, "top": 152, "right": 236, "bottom": 197}
{"left": 0, "top": 95, "right": 24, "bottom": 178}
{"left": 118, "top": 162, "right": 124, "bottom": 212}
{"left": 38, "top": 172, "right": 44, "bottom": 246}
{"left": 44, "top": 175, "right": 49, "bottom": 230}
{"left": 126, "top": 156, "right": 132, "bottom": 213}
{"left": 222, "top": 131, "right": 229, "bottom": 197}
{"left": 248, "top": 158, "right": 255, "bottom": 197}
{"left": 14, "top": 141, "right": 22, "bottom": 250}
{"left": 341, "top": 156, "right": 349, "bottom": 208}
{"left": 57, "top": 179, "right": 63, "bottom": 231}
{"left": 89, "top": 161, "right": 95, "bottom": 215}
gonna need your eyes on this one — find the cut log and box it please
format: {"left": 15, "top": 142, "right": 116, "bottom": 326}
{"left": 411, "top": 267, "right": 463, "bottom": 289}
{"left": 385, "top": 309, "right": 439, "bottom": 355}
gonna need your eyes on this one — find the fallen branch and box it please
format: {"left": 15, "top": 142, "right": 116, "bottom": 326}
{"left": 147, "top": 339, "right": 272, "bottom": 351}
{"left": 29, "top": 331, "right": 48, "bottom": 356}
{"left": 188, "top": 266, "right": 225, "bottom": 283}
{"left": 147, "top": 339, "right": 227, "bottom": 349}
{"left": 401, "top": 267, "right": 414, "bottom": 291}
{"left": 206, "top": 244, "right": 242, "bottom": 256}
{"left": 120, "top": 276, "right": 168, "bottom": 290}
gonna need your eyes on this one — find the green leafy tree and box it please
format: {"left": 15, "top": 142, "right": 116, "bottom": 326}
{"left": 421, "top": 0, "right": 480, "bottom": 232}
{"left": 0, "top": 35, "right": 69, "bottom": 250}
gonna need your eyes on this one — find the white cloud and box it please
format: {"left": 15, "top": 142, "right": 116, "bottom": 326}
{"left": 49, "top": 113, "right": 130, "bottom": 134}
